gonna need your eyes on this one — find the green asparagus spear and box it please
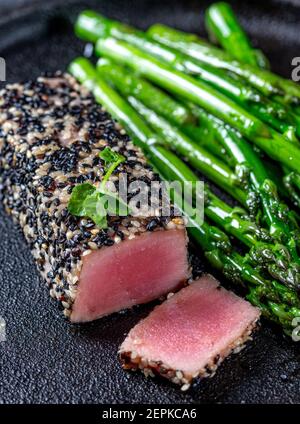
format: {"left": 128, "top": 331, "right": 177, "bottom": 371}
{"left": 76, "top": 9, "right": 300, "bottom": 101}
{"left": 192, "top": 108, "right": 300, "bottom": 238}
{"left": 147, "top": 23, "right": 300, "bottom": 102}
{"left": 125, "top": 96, "right": 247, "bottom": 204}
{"left": 96, "top": 58, "right": 231, "bottom": 164}
{"left": 180, "top": 97, "right": 299, "bottom": 211}
{"left": 74, "top": 10, "right": 273, "bottom": 98}
{"left": 76, "top": 9, "right": 300, "bottom": 104}
{"left": 96, "top": 58, "right": 194, "bottom": 126}
{"left": 179, "top": 121, "right": 229, "bottom": 162}
{"left": 88, "top": 72, "right": 246, "bottom": 204}
{"left": 205, "top": 2, "right": 270, "bottom": 69}
{"left": 95, "top": 36, "right": 300, "bottom": 173}
{"left": 283, "top": 170, "right": 300, "bottom": 209}
{"left": 76, "top": 10, "right": 299, "bottom": 137}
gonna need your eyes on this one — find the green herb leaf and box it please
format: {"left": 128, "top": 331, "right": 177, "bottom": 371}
{"left": 99, "top": 146, "right": 125, "bottom": 171}
{"left": 68, "top": 183, "right": 96, "bottom": 216}
{"left": 83, "top": 191, "right": 108, "bottom": 228}
{"left": 67, "top": 148, "right": 129, "bottom": 229}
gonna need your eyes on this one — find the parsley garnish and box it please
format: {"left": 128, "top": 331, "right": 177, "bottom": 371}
{"left": 68, "top": 147, "right": 128, "bottom": 228}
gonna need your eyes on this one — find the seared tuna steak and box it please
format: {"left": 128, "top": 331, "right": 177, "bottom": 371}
{"left": 0, "top": 73, "right": 190, "bottom": 322}
{"left": 120, "top": 274, "right": 260, "bottom": 389}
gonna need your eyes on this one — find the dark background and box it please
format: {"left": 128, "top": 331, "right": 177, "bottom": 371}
{"left": 0, "top": 0, "right": 300, "bottom": 404}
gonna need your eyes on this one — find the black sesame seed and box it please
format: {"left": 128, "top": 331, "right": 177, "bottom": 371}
{"left": 17, "top": 127, "right": 28, "bottom": 136}
{"left": 57, "top": 235, "right": 66, "bottom": 244}
{"left": 104, "top": 239, "right": 114, "bottom": 247}
{"left": 116, "top": 230, "right": 125, "bottom": 240}
{"left": 40, "top": 175, "right": 55, "bottom": 190}
{"left": 57, "top": 301, "right": 64, "bottom": 311}
{"left": 146, "top": 219, "right": 158, "bottom": 232}
{"left": 82, "top": 231, "right": 91, "bottom": 239}
{"left": 71, "top": 248, "right": 81, "bottom": 257}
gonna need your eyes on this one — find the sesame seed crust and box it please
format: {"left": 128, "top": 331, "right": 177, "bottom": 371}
{"left": 0, "top": 72, "right": 186, "bottom": 318}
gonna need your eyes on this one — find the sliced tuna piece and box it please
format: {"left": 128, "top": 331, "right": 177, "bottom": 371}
{"left": 0, "top": 73, "right": 190, "bottom": 322}
{"left": 71, "top": 228, "right": 188, "bottom": 322}
{"left": 120, "top": 274, "right": 260, "bottom": 389}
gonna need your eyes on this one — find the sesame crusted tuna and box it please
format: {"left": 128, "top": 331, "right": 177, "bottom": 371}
{"left": 0, "top": 72, "right": 190, "bottom": 322}
{"left": 119, "top": 274, "right": 260, "bottom": 390}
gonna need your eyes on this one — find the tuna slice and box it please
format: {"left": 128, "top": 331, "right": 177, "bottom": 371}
{"left": 120, "top": 274, "right": 260, "bottom": 389}
{"left": 0, "top": 73, "right": 190, "bottom": 323}
{"left": 71, "top": 228, "right": 188, "bottom": 322}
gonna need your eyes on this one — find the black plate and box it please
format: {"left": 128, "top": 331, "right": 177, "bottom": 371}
{"left": 0, "top": 0, "right": 300, "bottom": 404}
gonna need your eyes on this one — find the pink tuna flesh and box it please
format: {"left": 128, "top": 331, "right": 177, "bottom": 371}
{"left": 71, "top": 229, "right": 189, "bottom": 323}
{"left": 120, "top": 274, "right": 260, "bottom": 384}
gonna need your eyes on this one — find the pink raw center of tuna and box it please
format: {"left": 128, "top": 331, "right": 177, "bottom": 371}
{"left": 121, "top": 277, "right": 260, "bottom": 376}
{"left": 71, "top": 229, "right": 188, "bottom": 322}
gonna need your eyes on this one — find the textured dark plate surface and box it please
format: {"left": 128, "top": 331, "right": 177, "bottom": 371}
{"left": 0, "top": 0, "right": 300, "bottom": 404}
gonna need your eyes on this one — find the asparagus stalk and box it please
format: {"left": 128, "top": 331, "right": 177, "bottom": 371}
{"left": 192, "top": 108, "right": 300, "bottom": 239}
{"left": 283, "top": 171, "right": 300, "bottom": 209}
{"left": 184, "top": 99, "right": 299, "bottom": 209}
{"left": 123, "top": 95, "right": 247, "bottom": 198}
{"left": 205, "top": 2, "right": 270, "bottom": 69}
{"left": 75, "top": 11, "right": 275, "bottom": 98}
{"left": 117, "top": 27, "right": 296, "bottom": 136}
{"left": 95, "top": 36, "right": 300, "bottom": 173}
{"left": 178, "top": 121, "right": 229, "bottom": 162}
{"left": 74, "top": 11, "right": 275, "bottom": 93}
{"left": 96, "top": 59, "right": 233, "bottom": 168}
{"left": 126, "top": 97, "right": 247, "bottom": 204}
{"left": 147, "top": 23, "right": 300, "bottom": 102}
{"left": 76, "top": 11, "right": 298, "bottom": 137}
{"left": 95, "top": 58, "right": 194, "bottom": 126}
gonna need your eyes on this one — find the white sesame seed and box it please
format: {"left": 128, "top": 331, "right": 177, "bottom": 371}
{"left": 131, "top": 351, "right": 138, "bottom": 360}
{"left": 88, "top": 242, "right": 98, "bottom": 250}
{"left": 63, "top": 309, "right": 71, "bottom": 318}
{"left": 72, "top": 276, "right": 79, "bottom": 285}
{"left": 176, "top": 371, "right": 183, "bottom": 379}
{"left": 166, "top": 221, "right": 176, "bottom": 230}
{"left": 50, "top": 289, "right": 56, "bottom": 299}
{"left": 66, "top": 231, "right": 73, "bottom": 240}
{"left": 132, "top": 220, "right": 141, "bottom": 228}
